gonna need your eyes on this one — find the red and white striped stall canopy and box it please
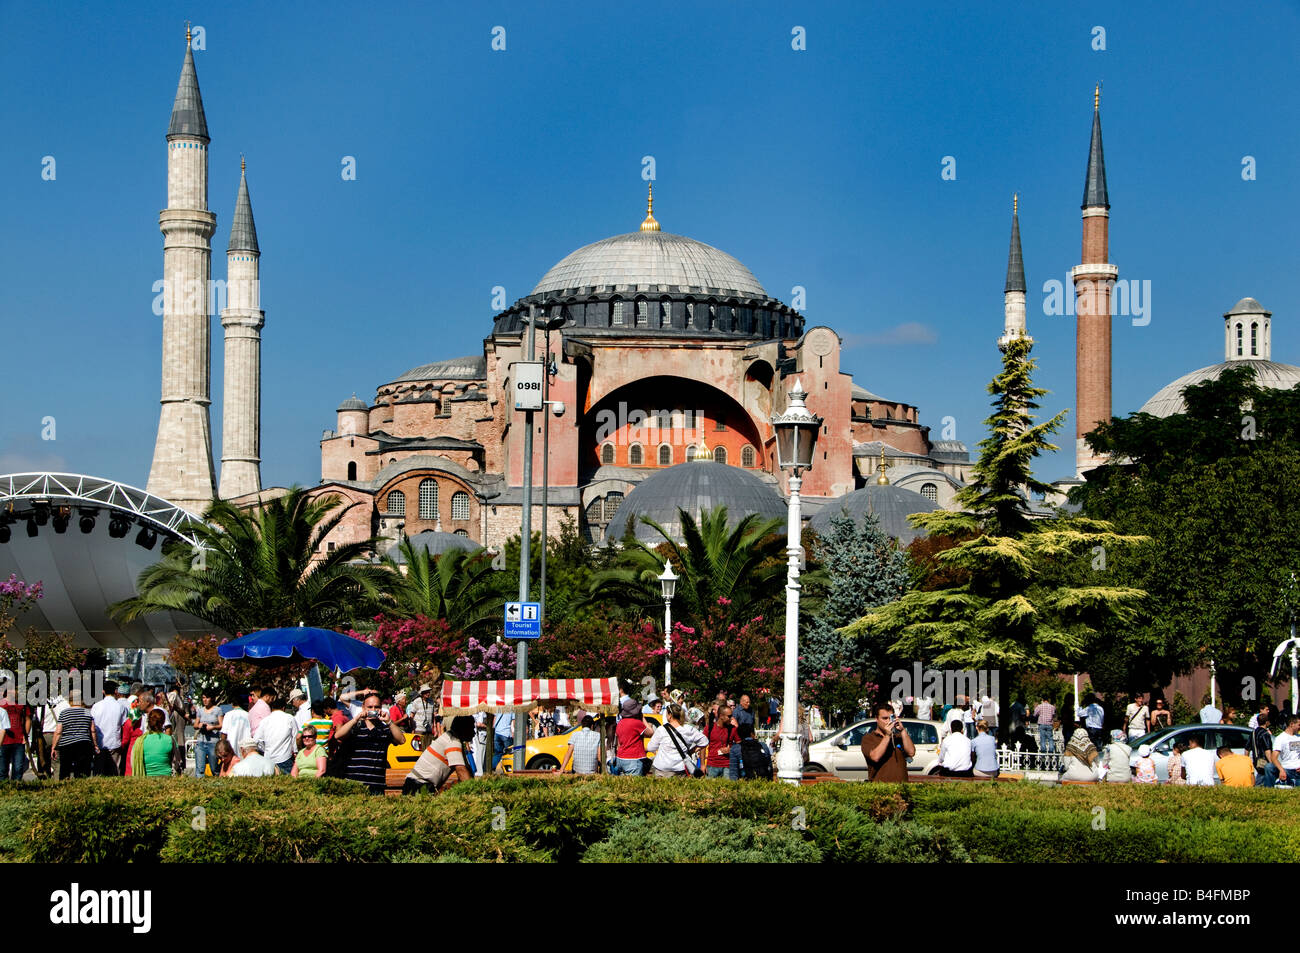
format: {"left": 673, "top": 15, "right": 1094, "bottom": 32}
{"left": 441, "top": 678, "right": 621, "bottom": 716}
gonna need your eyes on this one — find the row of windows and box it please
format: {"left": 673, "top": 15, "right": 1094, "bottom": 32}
{"left": 601, "top": 444, "right": 757, "bottom": 467}
{"left": 1235, "top": 321, "right": 1262, "bottom": 357}
{"left": 385, "top": 481, "right": 471, "bottom": 520}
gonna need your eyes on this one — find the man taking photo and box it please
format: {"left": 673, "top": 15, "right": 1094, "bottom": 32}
{"left": 862, "top": 702, "right": 915, "bottom": 782}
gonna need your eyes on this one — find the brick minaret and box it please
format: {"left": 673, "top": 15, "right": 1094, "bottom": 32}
{"left": 147, "top": 27, "right": 218, "bottom": 512}
{"left": 218, "top": 158, "right": 264, "bottom": 499}
{"left": 999, "top": 194, "right": 1030, "bottom": 351}
{"left": 1072, "top": 85, "right": 1117, "bottom": 476}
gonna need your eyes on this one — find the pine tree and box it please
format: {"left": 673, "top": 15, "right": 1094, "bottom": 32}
{"left": 842, "top": 337, "right": 1147, "bottom": 672}
{"left": 801, "top": 511, "right": 909, "bottom": 681}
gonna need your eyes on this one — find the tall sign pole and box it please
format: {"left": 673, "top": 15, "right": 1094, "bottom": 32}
{"left": 515, "top": 305, "right": 537, "bottom": 766}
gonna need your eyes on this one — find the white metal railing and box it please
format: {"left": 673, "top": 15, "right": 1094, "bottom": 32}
{"left": 997, "top": 743, "right": 1063, "bottom": 773}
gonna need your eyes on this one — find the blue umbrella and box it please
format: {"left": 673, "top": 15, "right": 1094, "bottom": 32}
{"left": 217, "top": 626, "right": 386, "bottom": 674}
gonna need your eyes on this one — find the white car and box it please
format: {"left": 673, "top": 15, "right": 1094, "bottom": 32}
{"left": 804, "top": 718, "right": 941, "bottom": 779}
{"left": 1127, "top": 724, "right": 1253, "bottom": 783}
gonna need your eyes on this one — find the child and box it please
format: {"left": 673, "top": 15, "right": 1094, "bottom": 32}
{"left": 1134, "top": 743, "right": 1158, "bottom": 784}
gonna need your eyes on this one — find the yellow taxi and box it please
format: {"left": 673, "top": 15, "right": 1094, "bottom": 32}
{"left": 500, "top": 713, "right": 663, "bottom": 772}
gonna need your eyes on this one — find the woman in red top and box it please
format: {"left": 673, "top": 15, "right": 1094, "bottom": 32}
{"left": 703, "top": 705, "right": 738, "bottom": 778}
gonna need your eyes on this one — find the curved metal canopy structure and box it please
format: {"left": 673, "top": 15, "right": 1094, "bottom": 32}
{"left": 0, "top": 473, "right": 218, "bottom": 649}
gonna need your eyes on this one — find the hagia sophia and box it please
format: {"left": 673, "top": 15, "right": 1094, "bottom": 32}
{"left": 2, "top": 32, "right": 1298, "bottom": 648}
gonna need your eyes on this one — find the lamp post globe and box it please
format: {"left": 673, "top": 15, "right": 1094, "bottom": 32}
{"left": 659, "top": 560, "right": 678, "bottom": 686}
{"left": 770, "top": 380, "right": 821, "bottom": 784}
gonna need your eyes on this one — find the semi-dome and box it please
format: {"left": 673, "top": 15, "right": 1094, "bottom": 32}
{"left": 1138, "top": 360, "right": 1300, "bottom": 417}
{"left": 531, "top": 231, "right": 766, "bottom": 298}
{"left": 389, "top": 530, "right": 481, "bottom": 563}
{"left": 810, "top": 483, "right": 938, "bottom": 546}
{"left": 605, "top": 461, "right": 786, "bottom": 543}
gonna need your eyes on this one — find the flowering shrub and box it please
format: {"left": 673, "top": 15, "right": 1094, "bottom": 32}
{"left": 345, "top": 615, "right": 465, "bottom": 696}
{"left": 802, "top": 665, "right": 878, "bottom": 728}
{"left": 665, "top": 600, "right": 782, "bottom": 697}
{"left": 0, "top": 574, "right": 42, "bottom": 644}
{"left": 168, "top": 634, "right": 309, "bottom": 699}
{"left": 532, "top": 618, "right": 664, "bottom": 683}
{"left": 448, "top": 637, "right": 517, "bottom": 680}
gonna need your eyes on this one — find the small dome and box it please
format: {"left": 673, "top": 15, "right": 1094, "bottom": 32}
{"left": 390, "top": 530, "right": 481, "bottom": 563}
{"left": 337, "top": 393, "right": 367, "bottom": 412}
{"left": 810, "top": 484, "right": 938, "bottom": 546}
{"left": 532, "top": 231, "right": 766, "bottom": 298}
{"left": 605, "top": 461, "right": 786, "bottom": 543}
{"left": 1226, "top": 297, "right": 1270, "bottom": 317}
{"left": 1138, "top": 360, "right": 1300, "bottom": 417}
{"left": 389, "top": 355, "right": 487, "bottom": 385}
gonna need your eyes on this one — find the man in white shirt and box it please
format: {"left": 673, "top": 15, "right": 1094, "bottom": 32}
{"left": 89, "top": 680, "right": 129, "bottom": 775}
{"left": 978, "top": 694, "right": 999, "bottom": 731}
{"left": 253, "top": 700, "right": 299, "bottom": 774}
{"left": 916, "top": 695, "right": 934, "bottom": 721}
{"left": 1125, "top": 693, "right": 1150, "bottom": 740}
{"left": 229, "top": 738, "right": 277, "bottom": 777}
{"left": 1181, "top": 734, "right": 1218, "bottom": 786}
{"left": 938, "top": 718, "right": 973, "bottom": 776}
{"left": 1272, "top": 715, "right": 1300, "bottom": 784}
{"left": 1199, "top": 700, "right": 1223, "bottom": 724}
{"left": 289, "top": 689, "right": 312, "bottom": 730}
{"left": 219, "top": 689, "right": 252, "bottom": 758}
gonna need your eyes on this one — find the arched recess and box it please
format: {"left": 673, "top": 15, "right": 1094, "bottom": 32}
{"left": 582, "top": 376, "right": 766, "bottom": 476}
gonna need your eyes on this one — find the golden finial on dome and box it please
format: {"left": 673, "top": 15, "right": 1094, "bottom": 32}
{"left": 694, "top": 434, "right": 710, "bottom": 461}
{"left": 640, "top": 182, "right": 660, "bottom": 232}
{"left": 186, "top": 21, "right": 192, "bottom": 47}
{"left": 875, "top": 447, "right": 890, "bottom": 485}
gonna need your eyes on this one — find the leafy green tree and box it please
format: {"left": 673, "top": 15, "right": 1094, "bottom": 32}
{"left": 1071, "top": 368, "right": 1300, "bottom": 701}
{"left": 381, "top": 538, "right": 510, "bottom": 636}
{"left": 801, "top": 511, "right": 910, "bottom": 682}
{"left": 110, "top": 488, "right": 389, "bottom": 635}
{"left": 842, "top": 337, "right": 1146, "bottom": 675}
{"left": 587, "top": 507, "right": 792, "bottom": 630}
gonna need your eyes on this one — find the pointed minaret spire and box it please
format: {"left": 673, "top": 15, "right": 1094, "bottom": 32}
{"left": 1073, "top": 84, "right": 1118, "bottom": 477}
{"left": 1082, "top": 84, "right": 1109, "bottom": 209}
{"left": 1004, "top": 193, "right": 1025, "bottom": 293}
{"left": 640, "top": 182, "right": 660, "bottom": 232}
{"left": 228, "top": 160, "right": 259, "bottom": 254}
{"left": 168, "top": 25, "right": 209, "bottom": 142}
{"left": 220, "top": 158, "right": 265, "bottom": 500}
{"left": 999, "top": 194, "right": 1029, "bottom": 351}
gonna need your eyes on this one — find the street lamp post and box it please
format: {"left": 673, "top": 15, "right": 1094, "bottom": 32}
{"left": 659, "top": 560, "right": 678, "bottom": 687}
{"left": 770, "top": 381, "right": 821, "bottom": 785}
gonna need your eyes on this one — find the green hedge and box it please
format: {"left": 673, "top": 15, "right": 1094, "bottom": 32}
{"left": 3, "top": 775, "right": 1294, "bottom": 863}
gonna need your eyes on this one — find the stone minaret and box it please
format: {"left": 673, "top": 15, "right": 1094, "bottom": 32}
{"left": 218, "top": 158, "right": 264, "bottom": 499}
{"left": 999, "top": 194, "right": 1029, "bottom": 351}
{"left": 147, "top": 27, "right": 217, "bottom": 512}
{"left": 1072, "top": 85, "right": 1117, "bottom": 476}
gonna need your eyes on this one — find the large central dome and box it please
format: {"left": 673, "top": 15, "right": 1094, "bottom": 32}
{"left": 531, "top": 231, "right": 767, "bottom": 298}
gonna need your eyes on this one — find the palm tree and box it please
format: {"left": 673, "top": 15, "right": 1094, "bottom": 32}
{"left": 588, "top": 506, "right": 794, "bottom": 627}
{"left": 110, "top": 488, "right": 389, "bottom": 634}
{"left": 380, "top": 537, "right": 511, "bottom": 635}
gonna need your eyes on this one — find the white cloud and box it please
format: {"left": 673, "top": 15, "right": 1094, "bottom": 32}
{"left": 844, "top": 322, "right": 938, "bottom": 348}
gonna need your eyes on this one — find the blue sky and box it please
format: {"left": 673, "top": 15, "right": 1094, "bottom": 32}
{"left": 2, "top": 0, "right": 1298, "bottom": 488}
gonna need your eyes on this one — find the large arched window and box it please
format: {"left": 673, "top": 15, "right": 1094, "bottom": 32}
{"left": 629, "top": 444, "right": 643, "bottom": 466}
{"left": 713, "top": 446, "right": 727, "bottom": 465}
{"left": 920, "top": 483, "right": 938, "bottom": 503}
{"left": 635, "top": 299, "right": 649, "bottom": 328}
{"left": 603, "top": 493, "right": 623, "bottom": 522}
{"left": 659, "top": 299, "right": 671, "bottom": 329}
{"left": 659, "top": 444, "right": 672, "bottom": 466}
{"left": 601, "top": 443, "right": 615, "bottom": 465}
{"left": 685, "top": 445, "right": 696, "bottom": 462}
{"left": 451, "top": 491, "right": 471, "bottom": 521}
{"left": 1237, "top": 323, "right": 1244, "bottom": 356}
{"left": 1251, "top": 322, "right": 1258, "bottom": 356}
{"left": 418, "top": 479, "right": 438, "bottom": 520}
{"left": 741, "top": 445, "right": 756, "bottom": 468}
{"left": 611, "top": 298, "right": 625, "bottom": 326}
{"left": 347, "top": 461, "right": 357, "bottom": 481}
{"left": 386, "top": 490, "right": 406, "bottom": 515}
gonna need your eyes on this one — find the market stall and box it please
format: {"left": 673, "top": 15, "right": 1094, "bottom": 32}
{"left": 441, "top": 677, "right": 621, "bottom": 774}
